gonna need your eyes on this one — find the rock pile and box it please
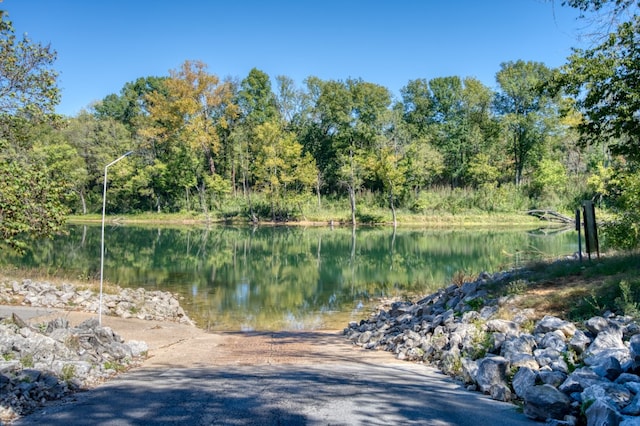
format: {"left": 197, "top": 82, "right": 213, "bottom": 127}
{"left": 0, "top": 279, "right": 194, "bottom": 325}
{"left": 344, "top": 270, "right": 640, "bottom": 425}
{"left": 0, "top": 314, "right": 148, "bottom": 422}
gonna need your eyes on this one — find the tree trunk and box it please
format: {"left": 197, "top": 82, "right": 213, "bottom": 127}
{"left": 316, "top": 173, "right": 322, "bottom": 208}
{"left": 348, "top": 185, "right": 356, "bottom": 227}
{"left": 389, "top": 191, "right": 397, "bottom": 228}
{"left": 79, "top": 190, "right": 87, "bottom": 215}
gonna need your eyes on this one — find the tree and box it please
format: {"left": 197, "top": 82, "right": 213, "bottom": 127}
{"left": 557, "top": 0, "right": 640, "bottom": 248}
{"left": 495, "top": 60, "right": 557, "bottom": 186}
{"left": 252, "top": 122, "right": 317, "bottom": 220}
{"left": 93, "top": 76, "right": 168, "bottom": 130}
{"left": 560, "top": 16, "right": 640, "bottom": 162}
{"left": 309, "top": 78, "right": 391, "bottom": 225}
{"left": 63, "top": 112, "right": 135, "bottom": 213}
{"left": 0, "top": 11, "right": 59, "bottom": 122}
{"left": 0, "top": 10, "right": 65, "bottom": 251}
{"left": 140, "top": 60, "right": 235, "bottom": 213}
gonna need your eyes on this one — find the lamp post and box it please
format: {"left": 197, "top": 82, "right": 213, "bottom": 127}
{"left": 99, "top": 151, "right": 133, "bottom": 325}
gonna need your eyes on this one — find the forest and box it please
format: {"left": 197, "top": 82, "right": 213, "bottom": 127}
{"left": 1, "top": 0, "right": 639, "bottom": 251}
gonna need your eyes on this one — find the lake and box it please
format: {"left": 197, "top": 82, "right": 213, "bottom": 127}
{"left": 2, "top": 224, "right": 577, "bottom": 331}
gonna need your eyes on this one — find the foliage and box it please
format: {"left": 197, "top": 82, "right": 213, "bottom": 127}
{"left": 0, "top": 139, "right": 68, "bottom": 252}
{"left": 0, "top": 11, "right": 59, "bottom": 121}
{"left": 614, "top": 279, "right": 640, "bottom": 318}
{"left": 494, "top": 60, "right": 558, "bottom": 186}
{"left": 560, "top": 15, "right": 640, "bottom": 162}
{"left": 1, "top": 6, "right": 620, "bottom": 227}
{"left": 600, "top": 166, "right": 640, "bottom": 249}
{"left": 0, "top": 10, "right": 66, "bottom": 251}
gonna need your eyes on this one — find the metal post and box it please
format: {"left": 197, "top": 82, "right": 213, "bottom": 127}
{"left": 99, "top": 151, "right": 133, "bottom": 325}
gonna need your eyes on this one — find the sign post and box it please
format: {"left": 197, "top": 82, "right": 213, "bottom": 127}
{"left": 582, "top": 200, "right": 600, "bottom": 260}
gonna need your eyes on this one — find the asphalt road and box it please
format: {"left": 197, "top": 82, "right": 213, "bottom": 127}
{"left": 15, "top": 360, "right": 535, "bottom": 425}
{"left": 4, "top": 305, "right": 536, "bottom": 425}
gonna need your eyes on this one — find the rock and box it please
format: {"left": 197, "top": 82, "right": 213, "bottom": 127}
{"left": 540, "top": 330, "right": 568, "bottom": 352}
{"left": 512, "top": 367, "right": 537, "bottom": 398}
{"left": 341, "top": 273, "right": 640, "bottom": 426}
{"left": 485, "top": 319, "right": 519, "bottom": 335}
{"left": 476, "top": 356, "right": 509, "bottom": 393}
{"left": 501, "top": 334, "right": 536, "bottom": 356}
{"left": 630, "top": 334, "right": 640, "bottom": 363}
{"left": 569, "top": 329, "right": 592, "bottom": 354}
{"left": 560, "top": 368, "right": 609, "bottom": 394}
{"left": 582, "top": 383, "right": 632, "bottom": 411}
{"left": 592, "top": 356, "right": 623, "bottom": 381}
{"left": 490, "top": 383, "right": 512, "bottom": 402}
{"left": 535, "top": 315, "right": 577, "bottom": 337}
{"left": 584, "top": 398, "right": 623, "bottom": 426}
{"left": 622, "top": 393, "right": 640, "bottom": 415}
{"left": 539, "top": 370, "right": 567, "bottom": 387}
{"left": 523, "top": 384, "right": 572, "bottom": 421}
{"left": 585, "top": 316, "right": 614, "bottom": 334}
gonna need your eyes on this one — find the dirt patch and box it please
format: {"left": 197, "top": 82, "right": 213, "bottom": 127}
{"left": 30, "top": 310, "right": 391, "bottom": 370}
{"left": 495, "top": 272, "right": 623, "bottom": 321}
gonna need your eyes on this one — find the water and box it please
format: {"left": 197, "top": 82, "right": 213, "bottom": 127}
{"left": 2, "top": 224, "right": 577, "bottom": 331}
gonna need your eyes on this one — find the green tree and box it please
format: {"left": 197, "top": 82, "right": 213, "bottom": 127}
{"left": 140, "top": 60, "right": 235, "bottom": 213}
{"left": 252, "top": 121, "right": 317, "bottom": 220}
{"left": 63, "top": 112, "right": 135, "bottom": 213}
{"left": 495, "top": 60, "right": 557, "bottom": 186}
{"left": 0, "top": 10, "right": 65, "bottom": 251}
{"left": 305, "top": 78, "right": 391, "bottom": 225}
{"left": 0, "top": 141, "right": 67, "bottom": 252}
{"left": 93, "top": 76, "right": 168, "bottom": 131}
{"left": 560, "top": 16, "right": 640, "bottom": 162}
{"left": 558, "top": 0, "right": 640, "bottom": 248}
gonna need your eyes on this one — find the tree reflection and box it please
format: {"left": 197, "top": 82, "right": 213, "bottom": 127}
{"left": 1, "top": 224, "right": 577, "bottom": 331}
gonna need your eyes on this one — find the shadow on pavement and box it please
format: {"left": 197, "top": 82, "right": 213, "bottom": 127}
{"left": 17, "top": 360, "right": 535, "bottom": 425}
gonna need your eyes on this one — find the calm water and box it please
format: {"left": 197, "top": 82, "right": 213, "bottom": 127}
{"left": 2, "top": 224, "right": 577, "bottom": 331}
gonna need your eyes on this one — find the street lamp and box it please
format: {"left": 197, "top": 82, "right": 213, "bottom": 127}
{"left": 99, "top": 151, "right": 133, "bottom": 325}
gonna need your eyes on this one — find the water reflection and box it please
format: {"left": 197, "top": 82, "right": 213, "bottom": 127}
{"left": 2, "top": 224, "right": 577, "bottom": 331}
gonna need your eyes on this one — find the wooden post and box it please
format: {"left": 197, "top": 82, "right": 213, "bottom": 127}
{"left": 582, "top": 200, "right": 600, "bottom": 260}
{"left": 575, "top": 208, "right": 582, "bottom": 262}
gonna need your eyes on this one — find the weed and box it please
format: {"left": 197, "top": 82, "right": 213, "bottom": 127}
{"left": 562, "top": 350, "right": 579, "bottom": 373}
{"left": 615, "top": 280, "right": 640, "bottom": 318}
{"left": 65, "top": 335, "right": 80, "bottom": 351}
{"left": 585, "top": 291, "right": 603, "bottom": 314}
{"left": 20, "top": 353, "right": 34, "bottom": 368}
{"left": 2, "top": 353, "right": 14, "bottom": 361}
{"left": 466, "top": 298, "right": 484, "bottom": 311}
{"left": 465, "top": 324, "right": 493, "bottom": 360}
{"left": 519, "top": 319, "right": 536, "bottom": 334}
{"left": 452, "top": 270, "right": 475, "bottom": 287}
{"left": 103, "top": 360, "right": 126, "bottom": 373}
{"left": 506, "top": 279, "right": 527, "bottom": 295}
{"left": 61, "top": 364, "right": 76, "bottom": 382}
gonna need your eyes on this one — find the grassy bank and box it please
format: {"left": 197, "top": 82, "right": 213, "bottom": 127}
{"left": 67, "top": 210, "right": 544, "bottom": 228}
{"left": 486, "top": 250, "right": 640, "bottom": 322}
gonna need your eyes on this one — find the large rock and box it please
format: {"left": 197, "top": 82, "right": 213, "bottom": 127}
{"left": 523, "top": 384, "right": 572, "bottom": 421}
{"left": 585, "top": 398, "right": 623, "bottom": 426}
{"left": 512, "top": 367, "right": 537, "bottom": 399}
{"left": 535, "top": 315, "right": 577, "bottom": 337}
{"left": 475, "top": 356, "right": 509, "bottom": 393}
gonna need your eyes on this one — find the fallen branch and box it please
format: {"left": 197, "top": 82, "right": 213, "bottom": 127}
{"left": 526, "top": 209, "right": 574, "bottom": 224}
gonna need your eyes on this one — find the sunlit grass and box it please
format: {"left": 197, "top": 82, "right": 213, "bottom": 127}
{"left": 487, "top": 250, "right": 640, "bottom": 321}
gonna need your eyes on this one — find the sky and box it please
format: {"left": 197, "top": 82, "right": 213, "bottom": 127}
{"left": 3, "top": 0, "right": 586, "bottom": 117}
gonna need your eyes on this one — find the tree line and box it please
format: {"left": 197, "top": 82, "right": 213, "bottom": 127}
{"left": 1, "top": 0, "right": 639, "bottom": 251}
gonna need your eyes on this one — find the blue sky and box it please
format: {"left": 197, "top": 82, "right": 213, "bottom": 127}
{"left": 4, "top": 0, "right": 584, "bottom": 116}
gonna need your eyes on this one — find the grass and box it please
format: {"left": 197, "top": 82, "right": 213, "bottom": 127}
{"left": 486, "top": 250, "right": 640, "bottom": 322}
{"left": 67, "top": 210, "right": 542, "bottom": 228}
